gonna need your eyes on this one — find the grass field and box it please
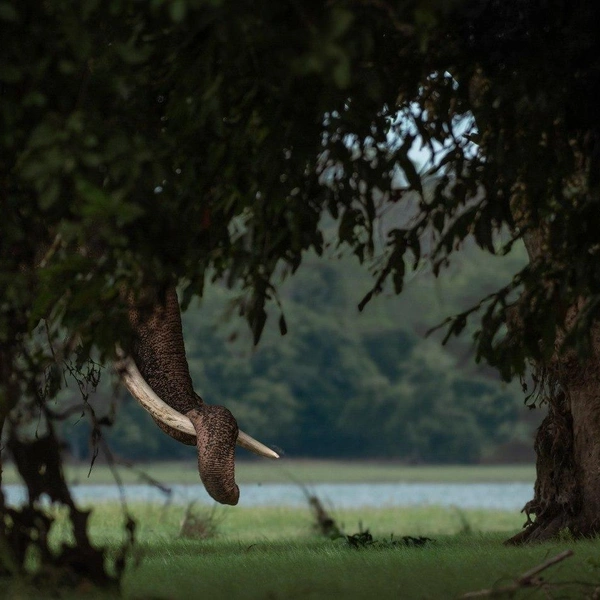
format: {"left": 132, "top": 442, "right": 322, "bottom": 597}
{"left": 5, "top": 502, "right": 599, "bottom": 599}
{"left": 6, "top": 462, "right": 596, "bottom": 599}
{"left": 1, "top": 459, "right": 536, "bottom": 486}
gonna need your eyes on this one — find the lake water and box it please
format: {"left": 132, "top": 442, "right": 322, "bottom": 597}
{"left": 3, "top": 482, "right": 534, "bottom": 511}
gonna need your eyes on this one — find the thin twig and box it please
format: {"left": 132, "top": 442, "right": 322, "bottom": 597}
{"left": 518, "top": 549, "right": 574, "bottom": 583}
{"left": 462, "top": 549, "right": 574, "bottom": 598}
{"left": 38, "top": 233, "right": 62, "bottom": 268}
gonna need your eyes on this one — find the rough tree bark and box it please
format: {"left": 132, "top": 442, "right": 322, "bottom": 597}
{"left": 508, "top": 229, "right": 600, "bottom": 543}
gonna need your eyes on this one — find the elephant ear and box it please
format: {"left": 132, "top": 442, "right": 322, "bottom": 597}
{"left": 187, "top": 405, "right": 240, "bottom": 505}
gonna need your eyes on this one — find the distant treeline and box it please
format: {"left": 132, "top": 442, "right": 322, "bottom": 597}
{"left": 60, "top": 244, "right": 540, "bottom": 464}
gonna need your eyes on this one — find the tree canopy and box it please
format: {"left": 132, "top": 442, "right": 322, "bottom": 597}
{"left": 3, "top": 0, "right": 599, "bottom": 397}
{"left": 1, "top": 1, "right": 597, "bottom": 382}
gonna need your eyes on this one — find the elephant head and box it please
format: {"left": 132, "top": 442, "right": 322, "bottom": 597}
{"left": 114, "top": 286, "right": 278, "bottom": 505}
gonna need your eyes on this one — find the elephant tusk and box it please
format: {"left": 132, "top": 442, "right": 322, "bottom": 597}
{"left": 114, "top": 351, "right": 279, "bottom": 460}
{"left": 237, "top": 430, "right": 279, "bottom": 458}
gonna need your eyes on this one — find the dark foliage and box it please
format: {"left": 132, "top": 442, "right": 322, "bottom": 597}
{"left": 345, "top": 530, "right": 434, "bottom": 549}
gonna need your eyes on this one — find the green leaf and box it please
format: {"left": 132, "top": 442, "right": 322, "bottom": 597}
{"left": 0, "top": 64, "right": 22, "bottom": 82}
{"left": 392, "top": 260, "right": 405, "bottom": 294}
{"left": 279, "top": 313, "right": 288, "bottom": 336}
{"left": 169, "top": 0, "right": 187, "bottom": 23}
{"left": 250, "top": 304, "right": 267, "bottom": 346}
{"left": 474, "top": 215, "right": 495, "bottom": 253}
{"left": 39, "top": 181, "right": 61, "bottom": 210}
{"left": 333, "top": 56, "right": 351, "bottom": 89}
{"left": 0, "top": 3, "right": 18, "bottom": 21}
{"left": 398, "top": 153, "right": 422, "bottom": 194}
{"left": 115, "top": 42, "right": 153, "bottom": 65}
{"left": 330, "top": 7, "right": 354, "bottom": 38}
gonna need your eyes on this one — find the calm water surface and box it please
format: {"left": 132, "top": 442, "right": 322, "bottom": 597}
{"left": 4, "top": 482, "right": 533, "bottom": 510}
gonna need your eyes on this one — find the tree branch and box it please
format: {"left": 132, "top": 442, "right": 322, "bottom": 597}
{"left": 462, "top": 549, "right": 574, "bottom": 598}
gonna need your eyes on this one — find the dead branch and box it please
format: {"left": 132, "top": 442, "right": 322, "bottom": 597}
{"left": 461, "top": 549, "right": 574, "bottom": 598}
{"left": 308, "top": 495, "right": 342, "bottom": 538}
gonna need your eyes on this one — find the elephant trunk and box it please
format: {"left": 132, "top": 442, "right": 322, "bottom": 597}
{"left": 187, "top": 406, "right": 240, "bottom": 505}
{"left": 126, "top": 286, "right": 240, "bottom": 504}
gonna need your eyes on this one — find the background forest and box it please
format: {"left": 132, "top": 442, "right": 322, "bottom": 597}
{"left": 59, "top": 238, "right": 538, "bottom": 465}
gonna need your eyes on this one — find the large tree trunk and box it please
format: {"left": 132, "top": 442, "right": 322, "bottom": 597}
{"left": 508, "top": 369, "right": 600, "bottom": 543}
{"left": 509, "top": 348, "right": 600, "bottom": 543}
{"left": 507, "top": 230, "right": 600, "bottom": 543}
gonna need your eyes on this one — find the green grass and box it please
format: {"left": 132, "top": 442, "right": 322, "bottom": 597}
{"left": 5, "top": 502, "right": 600, "bottom": 599}
{"left": 1, "top": 460, "right": 535, "bottom": 486}
{"left": 5, "top": 463, "right": 581, "bottom": 599}
{"left": 83, "top": 502, "right": 526, "bottom": 545}
{"left": 124, "top": 536, "right": 599, "bottom": 600}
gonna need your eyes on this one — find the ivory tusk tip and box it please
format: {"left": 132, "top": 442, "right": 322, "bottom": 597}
{"left": 237, "top": 430, "right": 280, "bottom": 459}
{"left": 254, "top": 448, "right": 279, "bottom": 459}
